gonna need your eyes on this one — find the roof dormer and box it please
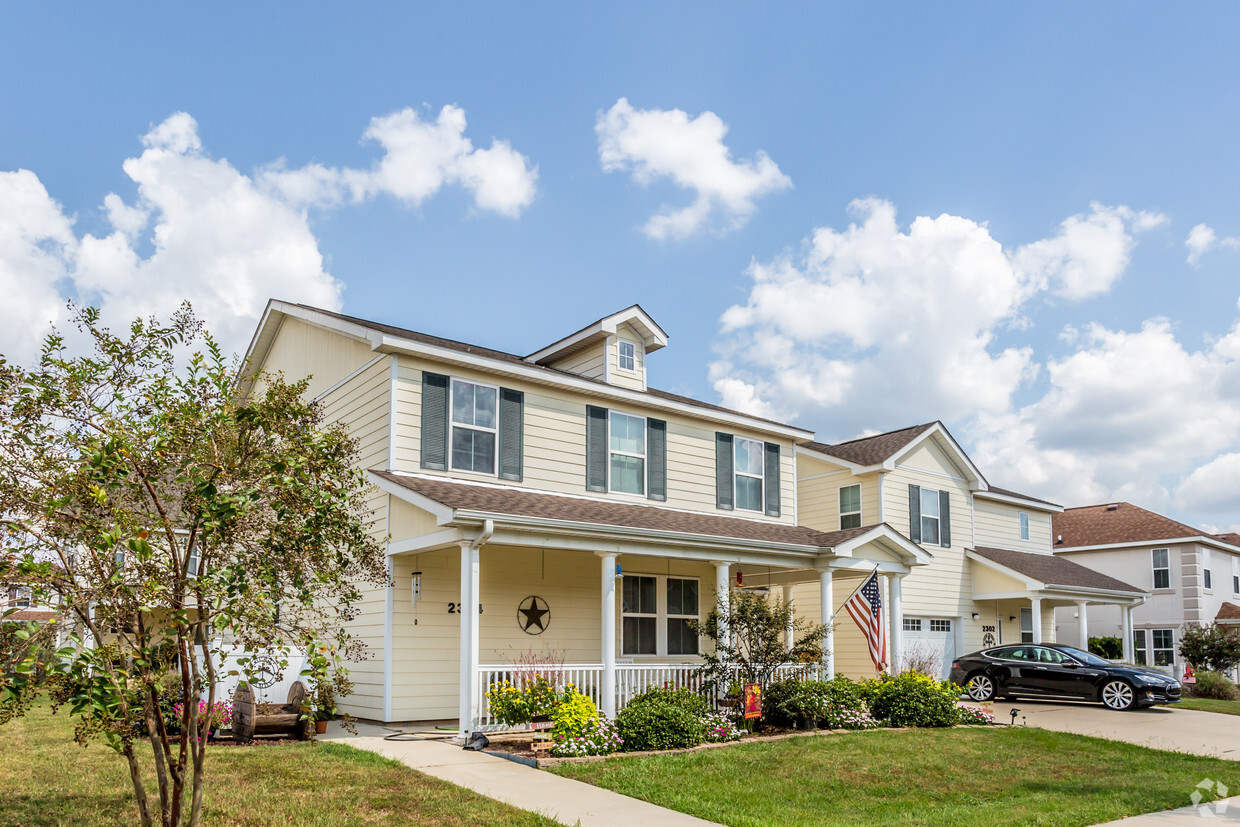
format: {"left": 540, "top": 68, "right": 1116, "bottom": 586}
{"left": 525, "top": 305, "right": 667, "bottom": 390}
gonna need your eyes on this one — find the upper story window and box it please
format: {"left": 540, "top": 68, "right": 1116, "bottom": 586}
{"left": 1019, "top": 512, "right": 1029, "bottom": 541}
{"left": 1204, "top": 548, "right": 1213, "bottom": 591}
{"left": 921, "top": 487, "right": 941, "bottom": 545}
{"left": 1152, "top": 548, "right": 1170, "bottom": 589}
{"left": 908, "top": 484, "right": 950, "bottom": 548}
{"left": 618, "top": 341, "right": 636, "bottom": 372}
{"left": 609, "top": 411, "right": 646, "bottom": 495}
{"left": 451, "top": 379, "right": 498, "bottom": 474}
{"left": 734, "top": 437, "right": 766, "bottom": 512}
{"left": 839, "top": 484, "right": 862, "bottom": 530}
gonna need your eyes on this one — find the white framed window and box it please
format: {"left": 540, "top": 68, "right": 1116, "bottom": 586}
{"left": 608, "top": 411, "right": 646, "bottom": 495}
{"left": 621, "top": 574, "right": 700, "bottom": 657}
{"left": 930, "top": 619, "right": 952, "bottom": 633}
{"left": 920, "top": 487, "right": 941, "bottom": 546}
{"left": 1020, "top": 607, "right": 1033, "bottom": 643}
{"left": 839, "top": 484, "right": 862, "bottom": 530}
{"left": 1019, "top": 512, "right": 1029, "bottom": 541}
{"left": 1204, "top": 548, "right": 1213, "bottom": 591}
{"left": 618, "top": 340, "right": 636, "bottom": 372}
{"left": 1152, "top": 629, "right": 1175, "bottom": 667}
{"left": 1234, "top": 574, "right": 1239, "bottom": 595}
{"left": 734, "top": 437, "right": 765, "bottom": 512}
{"left": 1133, "top": 629, "right": 1148, "bottom": 665}
{"left": 15, "top": 587, "right": 31, "bottom": 609}
{"left": 450, "top": 378, "right": 498, "bottom": 475}
{"left": 1152, "top": 548, "right": 1170, "bottom": 590}
{"left": 903, "top": 618, "right": 922, "bottom": 632}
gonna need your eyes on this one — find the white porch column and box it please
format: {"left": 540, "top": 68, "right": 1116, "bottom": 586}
{"left": 1122, "top": 604, "right": 1134, "bottom": 662}
{"left": 1076, "top": 601, "right": 1089, "bottom": 650}
{"left": 1030, "top": 596, "right": 1043, "bottom": 644}
{"left": 782, "top": 585, "right": 795, "bottom": 649}
{"left": 599, "top": 552, "right": 617, "bottom": 718}
{"left": 458, "top": 542, "right": 480, "bottom": 738}
{"left": 888, "top": 574, "right": 904, "bottom": 673}
{"left": 713, "top": 561, "right": 731, "bottom": 649}
{"left": 819, "top": 568, "right": 834, "bottom": 676}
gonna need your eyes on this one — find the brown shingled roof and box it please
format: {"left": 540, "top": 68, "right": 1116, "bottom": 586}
{"left": 291, "top": 304, "right": 803, "bottom": 431}
{"left": 373, "top": 471, "right": 877, "bottom": 549}
{"left": 1054, "top": 503, "right": 1210, "bottom": 548}
{"left": 800, "top": 422, "right": 937, "bottom": 466}
{"left": 1216, "top": 533, "right": 1240, "bottom": 548}
{"left": 972, "top": 546, "right": 1143, "bottom": 594}
{"left": 3, "top": 610, "right": 55, "bottom": 622}
{"left": 1217, "top": 602, "right": 1240, "bottom": 622}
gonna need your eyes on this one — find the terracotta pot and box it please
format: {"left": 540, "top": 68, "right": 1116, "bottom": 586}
{"left": 315, "top": 720, "right": 328, "bottom": 734}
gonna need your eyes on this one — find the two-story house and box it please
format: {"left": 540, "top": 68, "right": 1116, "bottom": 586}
{"left": 1052, "top": 503, "right": 1240, "bottom": 675}
{"left": 787, "top": 424, "right": 1146, "bottom": 680}
{"left": 241, "top": 302, "right": 931, "bottom": 737}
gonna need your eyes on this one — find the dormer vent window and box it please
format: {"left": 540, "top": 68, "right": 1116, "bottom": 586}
{"left": 619, "top": 341, "right": 636, "bottom": 371}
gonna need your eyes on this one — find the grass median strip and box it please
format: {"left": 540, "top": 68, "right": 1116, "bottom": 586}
{"left": 550, "top": 726, "right": 1239, "bottom": 827}
{"left": 1, "top": 701, "right": 560, "bottom": 826}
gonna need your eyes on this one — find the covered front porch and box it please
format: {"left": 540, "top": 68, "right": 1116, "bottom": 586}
{"left": 370, "top": 471, "right": 929, "bottom": 737}
{"left": 967, "top": 546, "right": 1146, "bottom": 657}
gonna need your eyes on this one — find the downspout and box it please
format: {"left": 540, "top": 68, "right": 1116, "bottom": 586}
{"left": 470, "top": 519, "right": 495, "bottom": 550}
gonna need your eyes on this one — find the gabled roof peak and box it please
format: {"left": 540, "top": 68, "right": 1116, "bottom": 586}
{"left": 525, "top": 304, "right": 668, "bottom": 366}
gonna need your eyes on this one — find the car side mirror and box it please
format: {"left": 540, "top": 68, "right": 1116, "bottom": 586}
{"left": 1062, "top": 662, "right": 1080, "bottom": 669}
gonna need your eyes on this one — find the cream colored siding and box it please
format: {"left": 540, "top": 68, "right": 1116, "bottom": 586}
{"left": 548, "top": 343, "right": 607, "bottom": 380}
{"left": 607, "top": 325, "right": 646, "bottom": 391}
{"left": 797, "top": 456, "right": 880, "bottom": 531}
{"left": 386, "top": 543, "right": 715, "bottom": 721}
{"left": 389, "top": 354, "right": 797, "bottom": 523}
{"left": 260, "top": 317, "right": 379, "bottom": 401}
{"left": 973, "top": 498, "right": 1052, "bottom": 554}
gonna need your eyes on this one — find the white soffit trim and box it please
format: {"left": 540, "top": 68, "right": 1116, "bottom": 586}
{"left": 525, "top": 304, "right": 669, "bottom": 364}
{"left": 974, "top": 489, "right": 1063, "bottom": 513}
{"left": 1056, "top": 536, "right": 1240, "bottom": 554}
{"left": 834, "top": 525, "right": 933, "bottom": 566}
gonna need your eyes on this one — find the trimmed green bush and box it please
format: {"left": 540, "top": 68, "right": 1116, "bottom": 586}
{"left": 624, "top": 686, "right": 711, "bottom": 717}
{"left": 1187, "top": 670, "right": 1240, "bottom": 700}
{"left": 864, "top": 671, "right": 962, "bottom": 727}
{"left": 1089, "top": 636, "right": 1123, "bottom": 660}
{"left": 615, "top": 702, "right": 704, "bottom": 751}
{"left": 550, "top": 689, "right": 599, "bottom": 743}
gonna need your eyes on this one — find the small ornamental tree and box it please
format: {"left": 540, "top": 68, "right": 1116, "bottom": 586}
{"left": 1178, "top": 622, "right": 1240, "bottom": 673}
{"left": 0, "top": 305, "right": 388, "bottom": 827}
{"left": 694, "top": 588, "right": 829, "bottom": 692}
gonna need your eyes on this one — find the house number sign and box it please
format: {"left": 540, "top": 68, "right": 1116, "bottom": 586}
{"left": 448, "top": 603, "right": 483, "bottom": 614}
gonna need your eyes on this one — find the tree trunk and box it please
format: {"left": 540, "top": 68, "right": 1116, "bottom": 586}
{"left": 123, "top": 742, "right": 154, "bottom": 827}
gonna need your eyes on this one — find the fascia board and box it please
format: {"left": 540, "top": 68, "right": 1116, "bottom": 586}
{"left": 367, "top": 472, "right": 456, "bottom": 524}
{"left": 835, "top": 525, "right": 933, "bottom": 566}
{"left": 974, "top": 490, "right": 1063, "bottom": 513}
{"left": 1056, "top": 537, "right": 1240, "bottom": 554}
{"left": 882, "top": 423, "right": 987, "bottom": 489}
{"left": 793, "top": 445, "right": 874, "bottom": 474}
{"left": 1039, "top": 584, "right": 1147, "bottom": 600}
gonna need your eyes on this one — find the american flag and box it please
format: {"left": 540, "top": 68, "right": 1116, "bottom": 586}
{"left": 844, "top": 570, "right": 887, "bottom": 673}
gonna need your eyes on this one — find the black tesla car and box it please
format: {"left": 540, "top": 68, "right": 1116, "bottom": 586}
{"left": 949, "top": 643, "right": 1182, "bottom": 711}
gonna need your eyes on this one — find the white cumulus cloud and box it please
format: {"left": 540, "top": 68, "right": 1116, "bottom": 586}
{"left": 1185, "top": 222, "right": 1240, "bottom": 266}
{"left": 596, "top": 98, "right": 791, "bottom": 240}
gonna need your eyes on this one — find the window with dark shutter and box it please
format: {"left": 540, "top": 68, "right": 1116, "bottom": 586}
{"left": 498, "top": 388, "right": 524, "bottom": 481}
{"left": 763, "top": 442, "right": 781, "bottom": 517}
{"left": 420, "top": 372, "right": 449, "bottom": 470}
{"left": 647, "top": 418, "right": 667, "bottom": 501}
{"left": 939, "top": 490, "right": 951, "bottom": 547}
{"left": 908, "top": 484, "right": 922, "bottom": 543}
{"left": 716, "top": 433, "right": 734, "bottom": 510}
{"left": 585, "top": 405, "right": 608, "bottom": 492}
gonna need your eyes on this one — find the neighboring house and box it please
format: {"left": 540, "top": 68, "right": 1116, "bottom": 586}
{"left": 1052, "top": 503, "right": 1240, "bottom": 675}
{"left": 241, "top": 301, "right": 1143, "bottom": 735}
{"left": 790, "top": 424, "right": 1146, "bottom": 680}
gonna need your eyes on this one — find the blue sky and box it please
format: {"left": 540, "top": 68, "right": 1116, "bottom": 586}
{"left": 5, "top": 3, "right": 1240, "bottom": 527}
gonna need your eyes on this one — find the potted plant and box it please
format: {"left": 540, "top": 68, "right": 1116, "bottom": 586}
{"left": 312, "top": 679, "right": 338, "bottom": 734}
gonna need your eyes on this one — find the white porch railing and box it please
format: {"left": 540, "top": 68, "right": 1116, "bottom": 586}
{"left": 476, "top": 661, "right": 826, "bottom": 729}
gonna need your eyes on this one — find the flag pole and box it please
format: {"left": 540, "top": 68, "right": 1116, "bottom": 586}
{"left": 823, "top": 564, "right": 881, "bottom": 626}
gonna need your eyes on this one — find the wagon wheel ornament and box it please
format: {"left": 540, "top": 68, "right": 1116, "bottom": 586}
{"left": 249, "top": 655, "right": 281, "bottom": 689}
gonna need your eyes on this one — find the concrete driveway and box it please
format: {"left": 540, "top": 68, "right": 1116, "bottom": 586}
{"left": 992, "top": 699, "right": 1240, "bottom": 760}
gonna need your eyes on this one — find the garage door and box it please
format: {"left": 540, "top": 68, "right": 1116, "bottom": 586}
{"left": 902, "top": 617, "right": 956, "bottom": 679}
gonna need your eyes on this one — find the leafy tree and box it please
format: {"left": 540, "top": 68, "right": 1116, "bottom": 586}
{"left": 0, "top": 305, "right": 387, "bottom": 827}
{"left": 694, "top": 588, "right": 829, "bottom": 692}
{"left": 1178, "top": 623, "right": 1240, "bottom": 673}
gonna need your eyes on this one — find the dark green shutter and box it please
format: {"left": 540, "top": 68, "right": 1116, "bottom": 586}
{"left": 420, "top": 372, "right": 449, "bottom": 470}
{"left": 908, "top": 484, "right": 922, "bottom": 543}
{"left": 763, "top": 442, "right": 781, "bottom": 517}
{"left": 939, "top": 490, "right": 951, "bottom": 547}
{"left": 586, "top": 405, "right": 608, "bottom": 492}
{"left": 498, "top": 388, "right": 524, "bottom": 481}
{"left": 647, "top": 419, "right": 667, "bottom": 501}
{"left": 716, "top": 433, "right": 734, "bottom": 510}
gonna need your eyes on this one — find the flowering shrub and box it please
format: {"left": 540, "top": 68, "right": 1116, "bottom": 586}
{"left": 956, "top": 705, "right": 995, "bottom": 725}
{"left": 550, "top": 715, "right": 624, "bottom": 757}
{"left": 171, "top": 699, "right": 233, "bottom": 731}
{"left": 484, "top": 675, "right": 560, "bottom": 726}
{"left": 700, "top": 711, "right": 744, "bottom": 742}
{"left": 820, "top": 705, "right": 880, "bottom": 730}
{"left": 863, "top": 671, "right": 962, "bottom": 727}
{"left": 550, "top": 688, "right": 598, "bottom": 742}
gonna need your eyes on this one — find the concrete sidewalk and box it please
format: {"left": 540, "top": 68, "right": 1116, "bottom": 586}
{"left": 322, "top": 722, "right": 720, "bottom": 827}
{"left": 1100, "top": 796, "right": 1240, "bottom": 823}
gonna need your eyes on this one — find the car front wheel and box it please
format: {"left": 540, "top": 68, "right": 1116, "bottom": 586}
{"left": 966, "top": 673, "right": 997, "bottom": 701}
{"left": 1101, "top": 679, "right": 1136, "bottom": 711}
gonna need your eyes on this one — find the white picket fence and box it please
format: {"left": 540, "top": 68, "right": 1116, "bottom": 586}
{"left": 476, "top": 661, "right": 824, "bottom": 729}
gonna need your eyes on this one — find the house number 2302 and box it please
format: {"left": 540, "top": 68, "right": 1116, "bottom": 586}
{"left": 448, "top": 603, "right": 483, "bottom": 614}
{"left": 982, "top": 625, "right": 996, "bottom": 632}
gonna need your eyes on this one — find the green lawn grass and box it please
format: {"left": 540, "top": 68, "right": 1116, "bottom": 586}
{"left": 1, "top": 700, "right": 559, "bottom": 826}
{"left": 551, "top": 727, "right": 1238, "bottom": 827}
{"left": 1177, "top": 697, "right": 1240, "bottom": 716}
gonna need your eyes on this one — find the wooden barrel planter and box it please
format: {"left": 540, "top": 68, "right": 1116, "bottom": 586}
{"left": 232, "top": 681, "right": 313, "bottom": 742}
